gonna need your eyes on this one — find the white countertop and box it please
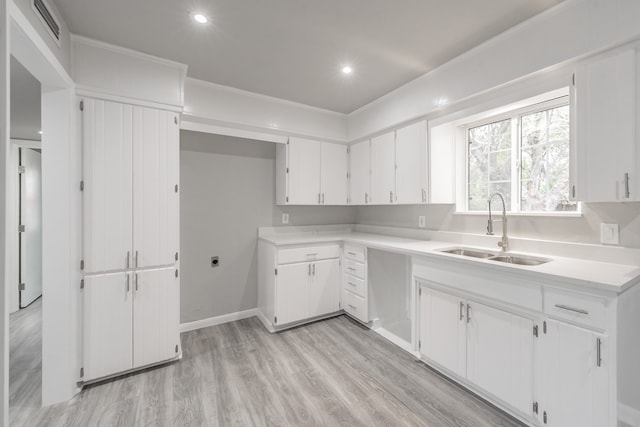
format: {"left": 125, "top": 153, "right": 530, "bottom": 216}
{"left": 259, "top": 230, "right": 640, "bottom": 294}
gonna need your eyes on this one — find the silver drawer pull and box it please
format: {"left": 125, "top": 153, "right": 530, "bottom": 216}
{"left": 555, "top": 304, "right": 589, "bottom": 315}
{"left": 347, "top": 252, "right": 357, "bottom": 256}
{"left": 347, "top": 282, "right": 356, "bottom": 287}
{"left": 306, "top": 253, "right": 318, "bottom": 256}
{"left": 347, "top": 267, "right": 356, "bottom": 271}
{"left": 348, "top": 304, "right": 357, "bottom": 310}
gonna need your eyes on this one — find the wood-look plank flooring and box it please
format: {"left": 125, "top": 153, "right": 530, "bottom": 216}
{"left": 12, "top": 313, "right": 525, "bottom": 427}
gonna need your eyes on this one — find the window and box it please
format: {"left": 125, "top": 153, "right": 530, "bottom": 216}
{"left": 466, "top": 98, "right": 577, "bottom": 213}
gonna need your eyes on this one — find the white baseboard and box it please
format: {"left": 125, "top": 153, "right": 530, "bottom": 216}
{"left": 180, "top": 308, "right": 258, "bottom": 333}
{"left": 618, "top": 402, "right": 640, "bottom": 427}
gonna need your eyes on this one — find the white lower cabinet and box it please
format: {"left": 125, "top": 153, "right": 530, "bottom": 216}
{"left": 83, "top": 268, "right": 180, "bottom": 382}
{"left": 536, "top": 319, "right": 608, "bottom": 427}
{"left": 419, "top": 286, "right": 533, "bottom": 416}
{"left": 466, "top": 302, "right": 533, "bottom": 416}
{"left": 268, "top": 244, "right": 340, "bottom": 328}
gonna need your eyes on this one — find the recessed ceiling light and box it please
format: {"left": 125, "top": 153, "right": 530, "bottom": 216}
{"left": 193, "top": 13, "right": 208, "bottom": 24}
{"left": 37, "top": 130, "right": 43, "bottom": 134}
{"left": 342, "top": 66, "right": 353, "bottom": 75}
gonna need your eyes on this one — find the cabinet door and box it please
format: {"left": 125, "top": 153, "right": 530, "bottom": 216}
{"left": 419, "top": 287, "right": 466, "bottom": 377}
{"left": 349, "top": 140, "right": 370, "bottom": 205}
{"left": 83, "top": 272, "right": 133, "bottom": 381}
{"left": 275, "top": 263, "right": 310, "bottom": 325}
{"left": 132, "top": 107, "right": 180, "bottom": 268}
{"left": 537, "top": 320, "right": 608, "bottom": 427}
{"left": 320, "top": 142, "right": 348, "bottom": 205}
{"left": 82, "top": 98, "right": 133, "bottom": 273}
{"left": 309, "top": 259, "right": 339, "bottom": 317}
{"left": 574, "top": 49, "right": 635, "bottom": 202}
{"left": 395, "top": 121, "right": 427, "bottom": 204}
{"left": 133, "top": 268, "right": 180, "bottom": 369}
{"left": 370, "top": 132, "right": 396, "bottom": 204}
{"left": 288, "top": 137, "right": 321, "bottom": 205}
{"left": 466, "top": 302, "right": 533, "bottom": 416}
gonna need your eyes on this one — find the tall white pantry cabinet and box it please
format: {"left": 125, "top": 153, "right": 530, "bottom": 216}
{"left": 80, "top": 97, "right": 181, "bottom": 382}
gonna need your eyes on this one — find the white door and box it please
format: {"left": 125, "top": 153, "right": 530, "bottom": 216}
{"left": 349, "top": 140, "right": 370, "bottom": 204}
{"left": 370, "top": 132, "right": 396, "bottom": 204}
{"left": 19, "top": 148, "right": 42, "bottom": 307}
{"left": 537, "top": 320, "right": 608, "bottom": 427}
{"left": 574, "top": 49, "right": 635, "bottom": 202}
{"left": 466, "top": 301, "right": 533, "bottom": 416}
{"left": 133, "top": 107, "right": 179, "bottom": 268}
{"left": 83, "top": 272, "right": 133, "bottom": 381}
{"left": 395, "top": 121, "right": 427, "bottom": 204}
{"left": 287, "top": 137, "right": 321, "bottom": 205}
{"left": 309, "top": 259, "right": 339, "bottom": 317}
{"left": 275, "top": 263, "right": 310, "bottom": 325}
{"left": 133, "top": 268, "right": 180, "bottom": 369}
{"left": 320, "top": 142, "right": 348, "bottom": 205}
{"left": 419, "top": 287, "right": 466, "bottom": 377}
{"left": 82, "top": 98, "right": 133, "bottom": 273}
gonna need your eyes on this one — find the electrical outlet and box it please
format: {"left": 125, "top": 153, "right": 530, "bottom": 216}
{"left": 282, "top": 213, "right": 289, "bottom": 224}
{"left": 600, "top": 223, "right": 619, "bottom": 245}
{"left": 418, "top": 216, "right": 426, "bottom": 228}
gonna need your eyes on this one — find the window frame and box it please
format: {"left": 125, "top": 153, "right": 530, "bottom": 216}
{"left": 461, "top": 95, "right": 577, "bottom": 214}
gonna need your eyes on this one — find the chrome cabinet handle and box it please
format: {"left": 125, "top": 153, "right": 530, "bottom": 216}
{"left": 597, "top": 338, "right": 602, "bottom": 367}
{"left": 422, "top": 189, "right": 426, "bottom": 203}
{"left": 365, "top": 193, "right": 368, "bottom": 204}
{"left": 466, "top": 304, "right": 471, "bottom": 323}
{"left": 318, "top": 193, "right": 321, "bottom": 204}
{"left": 571, "top": 185, "right": 576, "bottom": 198}
{"left": 306, "top": 253, "right": 318, "bottom": 257}
{"left": 126, "top": 274, "right": 130, "bottom": 292}
{"left": 347, "top": 281, "right": 356, "bottom": 287}
{"left": 348, "top": 304, "right": 357, "bottom": 310}
{"left": 389, "top": 191, "right": 393, "bottom": 203}
{"left": 347, "top": 267, "right": 356, "bottom": 271}
{"left": 126, "top": 251, "right": 130, "bottom": 269}
{"left": 347, "top": 251, "right": 356, "bottom": 256}
{"left": 460, "top": 301, "right": 464, "bottom": 321}
{"left": 322, "top": 193, "right": 325, "bottom": 204}
{"left": 312, "top": 263, "right": 315, "bottom": 276}
{"left": 624, "top": 172, "right": 630, "bottom": 198}
{"left": 134, "top": 273, "right": 139, "bottom": 291}
{"left": 135, "top": 250, "right": 139, "bottom": 268}
{"left": 555, "top": 304, "right": 588, "bottom": 315}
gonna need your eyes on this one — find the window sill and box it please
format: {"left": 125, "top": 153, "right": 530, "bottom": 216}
{"left": 454, "top": 211, "right": 583, "bottom": 218}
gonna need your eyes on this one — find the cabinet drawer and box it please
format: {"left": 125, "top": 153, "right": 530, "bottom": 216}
{"left": 342, "top": 289, "right": 368, "bottom": 323}
{"left": 544, "top": 288, "right": 608, "bottom": 330}
{"left": 278, "top": 245, "right": 340, "bottom": 264}
{"left": 342, "top": 273, "right": 366, "bottom": 298}
{"left": 343, "top": 244, "right": 366, "bottom": 263}
{"left": 343, "top": 259, "right": 366, "bottom": 279}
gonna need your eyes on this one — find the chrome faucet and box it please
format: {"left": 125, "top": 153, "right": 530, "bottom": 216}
{"left": 487, "top": 192, "right": 509, "bottom": 252}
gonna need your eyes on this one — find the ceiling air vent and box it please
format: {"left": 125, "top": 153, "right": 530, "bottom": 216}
{"left": 33, "top": 0, "right": 61, "bottom": 44}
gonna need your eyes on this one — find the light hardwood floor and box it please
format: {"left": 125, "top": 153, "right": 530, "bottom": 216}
{"left": 11, "top": 311, "right": 524, "bottom": 426}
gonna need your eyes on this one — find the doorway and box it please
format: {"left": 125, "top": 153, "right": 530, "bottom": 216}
{"left": 8, "top": 54, "right": 43, "bottom": 424}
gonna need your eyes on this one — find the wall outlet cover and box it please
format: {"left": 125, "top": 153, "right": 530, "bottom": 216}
{"left": 600, "top": 223, "right": 619, "bottom": 245}
{"left": 418, "top": 216, "right": 426, "bottom": 228}
{"left": 282, "top": 213, "right": 289, "bottom": 224}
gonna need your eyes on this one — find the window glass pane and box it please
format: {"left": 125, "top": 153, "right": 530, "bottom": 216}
{"left": 521, "top": 105, "right": 576, "bottom": 212}
{"left": 468, "top": 118, "right": 512, "bottom": 211}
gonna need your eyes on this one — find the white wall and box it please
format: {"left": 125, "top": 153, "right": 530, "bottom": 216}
{"left": 1, "top": 1, "right": 10, "bottom": 424}
{"left": 348, "top": 0, "right": 640, "bottom": 140}
{"left": 183, "top": 78, "right": 348, "bottom": 143}
{"left": 180, "top": 130, "right": 356, "bottom": 323}
{"left": 356, "top": 203, "right": 640, "bottom": 249}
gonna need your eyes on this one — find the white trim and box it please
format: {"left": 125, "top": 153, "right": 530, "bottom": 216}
{"left": 372, "top": 327, "right": 413, "bottom": 354}
{"left": 180, "top": 119, "right": 288, "bottom": 144}
{"left": 179, "top": 309, "right": 259, "bottom": 333}
{"left": 75, "top": 87, "right": 183, "bottom": 113}
{"left": 618, "top": 402, "right": 640, "bottom": 427}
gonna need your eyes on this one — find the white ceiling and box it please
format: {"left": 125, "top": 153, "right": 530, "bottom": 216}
{"left": 10, "top": 56, "right": 41, "bottom": 141}
{"left": 52, "top": 0, "right": 565, "bottom": 113}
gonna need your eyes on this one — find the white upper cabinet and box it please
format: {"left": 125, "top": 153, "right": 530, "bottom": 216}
{"left": 132, "top": 107, "right": 180, "bottom": 268}
{"left": 370, "top": 131, "right": 396, "bottom": 204}
{"left": 276, "top": 137, "right": 348, "bottom": 205}
{"left": 82, "top": 99, "right": 133, "bottom": 273}
{"left": 287, "top": 137, "right": 321, "bottom": 205}
{"left": 395, "top": 121, "right": 428, "bottom": 204}
{"left": 349, "top": 140, "right": 370, "bottom": 205}
{"left": 429, "top": 122, "right": 456, "bottom": 204}
{"left": 320, "top": 142, "right": 349, "bottom": 205}
{"left": 573, "top": 48, "right": 637, "bottom": 202}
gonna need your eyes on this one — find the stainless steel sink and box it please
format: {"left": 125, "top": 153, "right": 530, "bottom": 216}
{"left": 488, "top": 255, "right": 551, "bottom": 266}
{"left": 438, "top": 247, "right": 551, "bottom": 266}
{"left": 439, "top": 248, "right": 496, "bottom": 258}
